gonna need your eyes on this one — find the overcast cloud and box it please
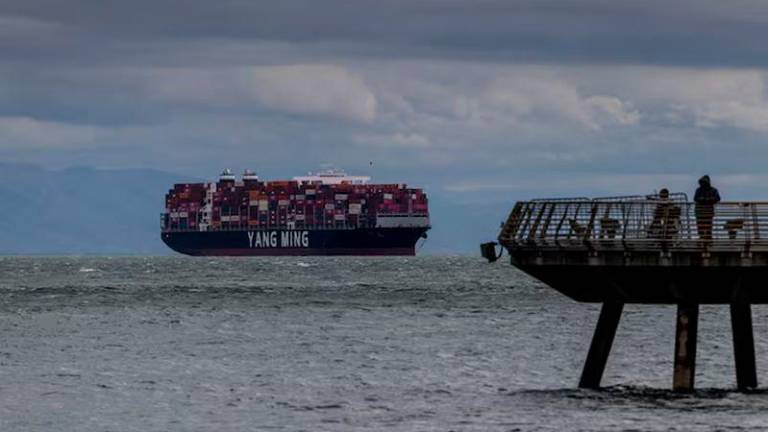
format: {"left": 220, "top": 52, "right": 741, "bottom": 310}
{"left": 2, "top": 1, "right": 768, "bottom": 203}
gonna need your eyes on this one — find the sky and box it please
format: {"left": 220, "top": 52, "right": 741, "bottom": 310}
{"left": 4, "top": 1, "right": 768, "bottom": 203}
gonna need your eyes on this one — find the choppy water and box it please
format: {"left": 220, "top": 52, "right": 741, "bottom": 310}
{"left": 1, "top": 256, "right": 768, "bottom": 431}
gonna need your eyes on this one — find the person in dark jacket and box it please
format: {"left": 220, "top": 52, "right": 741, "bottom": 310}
{"left": 694, "top": 175, "right": 720, "bottom": 240}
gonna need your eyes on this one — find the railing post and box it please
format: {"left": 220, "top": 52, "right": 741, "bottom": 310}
{"left": 553, "top": 203, "right": 570, "bottom": 246}
{"left": 499, "top": 202, "right": 525, "bottom": 242}
{"left": 621, "top": 202, "right": 632, "bottom": 244}
{"left": 528, "top": 204, "right": 548, "bottom": 242}
{"left": 515, "top": 203, "right": 534, "bottom": 240}
{"left": 584, "top": 203, "right": 599, "bottom": 244}
{"left": 567, "top": 203, "right": 583, "bottom": 241}
{"left": 751, "top": 204, "right": 760, "bottom": 241}
{"left": 539, "top": 204, "right": 557, "bottom": 240}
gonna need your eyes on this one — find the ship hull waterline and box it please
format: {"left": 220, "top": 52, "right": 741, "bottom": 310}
{"left": 162, "top": 227, "right": 429, "bottom": 256}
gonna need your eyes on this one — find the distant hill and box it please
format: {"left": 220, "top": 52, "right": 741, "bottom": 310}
{"left": 0, "top": 163, "right": 198, "bottom": 255}
{"left": 0, "top": 163, "right": 509, "bottom": 255}
{"left": 419, "top": 196, "right": 509, "bottom": 255}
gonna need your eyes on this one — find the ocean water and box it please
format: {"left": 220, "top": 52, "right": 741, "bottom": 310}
{"left": 1, "top": 256, "right": 768, "bottom": 431}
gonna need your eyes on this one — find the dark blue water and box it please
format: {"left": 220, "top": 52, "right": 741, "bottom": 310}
{"left": 1, "top": 256, "right": 767, "bottom": 431}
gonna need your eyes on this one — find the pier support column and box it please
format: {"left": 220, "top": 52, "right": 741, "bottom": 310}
{"left": 730, "top": 303, "right": 757, "bottom": 391}
{"left": 673, "top": 303, "right": 699, "bottom": 392}
{"left": 579, "top": 302, "right": 624, "bottom": 389}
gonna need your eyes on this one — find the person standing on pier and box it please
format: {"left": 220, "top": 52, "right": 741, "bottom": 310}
{"left": 694, "top": 175, "right": 720, "bottom": 240}
{"left": 649, "top": 189, "right": 681, "bottom": 239}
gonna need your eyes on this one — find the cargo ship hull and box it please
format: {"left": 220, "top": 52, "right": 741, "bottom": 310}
{"left": 161, "top": 227, "right": 429, "bottom": 256}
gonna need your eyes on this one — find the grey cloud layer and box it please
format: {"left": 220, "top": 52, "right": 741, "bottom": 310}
{"left": 3, "top": 63, "right": 768, "bottom": 167}
{"left": 3, "top": 1, "right": 768, "bottom": 203}
{"left": 3, "top": 1, "right": 768, "bottom": 66}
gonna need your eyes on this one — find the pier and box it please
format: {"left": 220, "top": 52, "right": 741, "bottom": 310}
{"left": 486, "top": 194, "right": 768, "bottom": 391}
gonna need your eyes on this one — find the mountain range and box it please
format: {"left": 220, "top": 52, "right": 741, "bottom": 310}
{"left": 0, "top": 163, "right": 507, "bottom": 255}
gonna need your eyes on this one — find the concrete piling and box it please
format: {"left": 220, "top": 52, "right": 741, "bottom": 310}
{"left": 672, "top": 303, "right": 699, "bottom": 392}
{"left": 575, "top": 302, "right": 759, "bottom": 392}
{"left": 730, "top": 302, "right": 758, "bottom": 390}
{"left": 579, "top": 302, "right": 624, "bottom": 389}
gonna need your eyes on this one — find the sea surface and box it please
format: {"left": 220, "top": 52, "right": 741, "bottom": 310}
{"left": 1, "top": 256, "right": 768, "bottom": 431}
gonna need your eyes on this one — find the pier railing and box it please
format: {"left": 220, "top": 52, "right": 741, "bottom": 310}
{"left": 499, "top": 196, "right": 768, "bottom": 252}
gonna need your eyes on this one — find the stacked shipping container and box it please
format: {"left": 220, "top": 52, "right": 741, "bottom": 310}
{"left": 162, "top": 172, "right": 429, "bottom": 232}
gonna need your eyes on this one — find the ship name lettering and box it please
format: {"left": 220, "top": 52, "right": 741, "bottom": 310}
{"left": 280, "top": 230, "right": 309, "bottom": 247}
{"left": 248, "top": 231, "right": 309, "bottom": 248}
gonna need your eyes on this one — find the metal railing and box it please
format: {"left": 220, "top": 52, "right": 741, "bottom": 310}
{"left": 499, "top": 195, "right": 768, "bottom": 252}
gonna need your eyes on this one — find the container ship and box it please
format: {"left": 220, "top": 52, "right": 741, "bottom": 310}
{"left": 161, "top": 169, "right": 430, "bottom": 256}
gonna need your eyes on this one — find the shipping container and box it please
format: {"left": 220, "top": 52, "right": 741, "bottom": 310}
{"left": 163, "top": 170, "right": 429, "bottom": 236}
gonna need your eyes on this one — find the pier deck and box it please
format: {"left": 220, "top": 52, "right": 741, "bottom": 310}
{"left": 490, "top": 194, "right": 768, "bottom": 391}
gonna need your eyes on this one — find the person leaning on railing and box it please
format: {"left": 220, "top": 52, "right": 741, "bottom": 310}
{"left": 649, "top": 188, "right": 681, "bottom": 239}
{"left": 694, "top": 175, "right": 721, "bottom": 240}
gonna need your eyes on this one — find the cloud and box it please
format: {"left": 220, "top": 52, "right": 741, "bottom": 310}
{"left": 598, "top": 68, "right": 768, "bottom": 132}
{"left": 249, "top": 65, "right": 377, "bottom": 123}
{"left": 148, "top": 65, "right": 377, "bottom": 123}
{"left": 0, "top": 15, "right": 63, "bottom": 40}
{"left": 694, "top": 102, "right": 768, "bottom": 131}
{"left": 468, "top": 74, "right": 640, "bottom": 130}
{"left": 443, "top": 173, "right": 696, "bottom": 194}
{"left": 442, "top": 171, "right": 768, "bottom": 204}
{"left": 677, "top": 72, "right": 768, "bottom": 132}
{"left": 355, "top": 133, "right": 431, "bottom": 148}
{"left": 583, "top": 96, "right": 641, "bottom": 127}
{"left": 5, "top": 1, "right": 768, "bottom": 67}
{"left": 0, "top": 116, "right": 106, "bottom": 148}
{"left": 362, "top": 66, "right": 641, "bottom": 158}
{"left": 381, "top": 65, "right": 768, "bottom": 136}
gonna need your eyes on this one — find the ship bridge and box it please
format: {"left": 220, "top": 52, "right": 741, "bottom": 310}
{"left": 487, "top": 193, "right": 768, "bottom": 392}
{"left": 293, "top": 168, "right": 370, "bottom": 185}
